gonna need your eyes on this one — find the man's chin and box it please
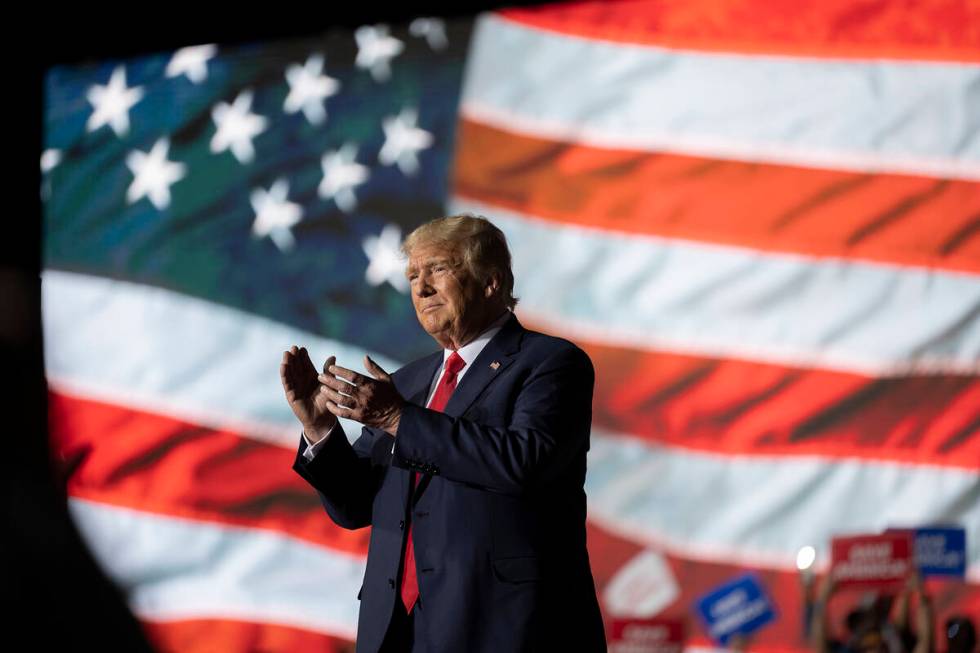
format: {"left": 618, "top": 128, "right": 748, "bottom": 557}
{"left": 418, "top": 317, "right": 447, "bottom": 336}
{"left": 419, "top": 319, "right": 458, "bottom": 345}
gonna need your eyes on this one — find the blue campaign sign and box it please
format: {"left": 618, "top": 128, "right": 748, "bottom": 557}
{"left": 915, "top": 527, "right": 967, "bottom": 578}
{"left": 695, "top": 573, "right": 776, "bottom": 645}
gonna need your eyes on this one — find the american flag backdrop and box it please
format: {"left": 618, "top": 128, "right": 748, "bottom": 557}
{"left": 41, "top": 2, "right": 979, "bottom": 651}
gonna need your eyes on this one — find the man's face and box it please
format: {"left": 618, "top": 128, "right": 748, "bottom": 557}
{"left": 406, "top": 243, "right": 486, "bottom": 349}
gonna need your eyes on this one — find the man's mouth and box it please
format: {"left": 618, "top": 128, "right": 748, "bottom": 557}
{"left": 421, "top": 304, "right": 442, "bottom": 313}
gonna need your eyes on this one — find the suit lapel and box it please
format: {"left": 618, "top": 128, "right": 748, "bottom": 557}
{"left": 443, "top": 313, "right": 524, "bottom": 418}
{"left": 409, "top": 314, "right": 525, "bottom": 505}
{"left": 403, "top": 351, "right": 444, "bottom": 406}
{"left": 399, "top": 351, "right": 443, "bottom": 513}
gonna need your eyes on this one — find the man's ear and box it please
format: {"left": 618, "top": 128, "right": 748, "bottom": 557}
{"left": 484, "top": 274, "right": 500, "bottom": 299}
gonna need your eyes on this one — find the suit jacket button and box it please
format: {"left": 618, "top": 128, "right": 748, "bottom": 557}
{"left": 399, "top": 520, "right": 405, "bottom": 530}
{"left": 388, "top": 578, "right": 395, "bottom": 588}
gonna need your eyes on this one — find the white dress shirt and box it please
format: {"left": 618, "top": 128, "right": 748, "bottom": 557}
{"left": 302, "top": 311, "right": 511, "bottom": 461}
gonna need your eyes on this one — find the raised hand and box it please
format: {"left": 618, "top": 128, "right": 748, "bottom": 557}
{"left": 318, "top": 355, "right": 405, "bottom": 434}
{"left": 817, "top": 571, "right": 836, "bottom": 601}
{"left": 280, "top": 346, "right": 337, "bottom": 442}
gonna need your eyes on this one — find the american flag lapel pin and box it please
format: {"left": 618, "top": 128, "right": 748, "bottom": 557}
{"left": 490, "top": 361, "right": 500, "bottom": 370}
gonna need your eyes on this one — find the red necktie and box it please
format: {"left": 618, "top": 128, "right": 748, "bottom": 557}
{"left": 400, "top": 351, "right": 466, "bottom": 613}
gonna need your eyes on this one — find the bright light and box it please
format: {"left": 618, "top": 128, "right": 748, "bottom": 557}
{"left": 796, "top": 545, "right": 816, "bottom": 571}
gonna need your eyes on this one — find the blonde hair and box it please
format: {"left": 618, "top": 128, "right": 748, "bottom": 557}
{"left": 402, "top": 213, "right": 518, "bottom": 309}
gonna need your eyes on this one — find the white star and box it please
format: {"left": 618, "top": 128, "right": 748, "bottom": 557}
{"left": 41, "top": 149, "right": 62, "bottom": 173}
{"left": 355, "top": 24, "right": 404, "bottom": 82}
{"left": 251, "top": 179, "right": 302, "bottom": 252}
{"left": 86, "top": 65, "right": 144, "bottom": 137}
{"left": 40, "top": 150, "right": 60, "bottom": 201}
{"left": 125, "top": 138, "right": 187, "bottom": 210}
{"left": 319, "top": 143, "right": 370, "bottom": 213}
{"left": 378, "top": 107, "right": 433, "bottom": 176}
{"left": 210, "top": 90, "right": 268, "bottom": 164}
{"left": 283, "top": 54, "right": 340, "bottom": 125}
{"left": 166, "top": 44, "right": 217, "bottom": 84}
{"left": 363, "top": 223, "right": 409, "bottom": 292}
{"left": 409, "top": 17, "right": 448, "bottom": 50}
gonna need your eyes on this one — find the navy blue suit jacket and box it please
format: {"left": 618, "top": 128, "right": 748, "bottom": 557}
{"left": 293, "top": 314, "right": 606, "bottom": 652}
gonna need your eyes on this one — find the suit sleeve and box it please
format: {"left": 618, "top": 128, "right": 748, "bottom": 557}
{"left": 292, "top": 421, "right": 392, "bottom": 529}
{"left": 392, "top": 344, "right": 594, "bottom": 495}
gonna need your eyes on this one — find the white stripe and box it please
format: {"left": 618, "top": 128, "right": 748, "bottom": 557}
{"left": 451, "top": 197, "right": 980, "bottom": 376}
{"left": 68, "top": 498, "right": 363, "bottom": 638}
{"left": 42, "top": 269, "right": 402, "bottom": 447}
{"left": 462, "top": 14, "right": 980, "bottom": 180}
{"left": 586, "top": 430, "right": 980, "bottom": 580}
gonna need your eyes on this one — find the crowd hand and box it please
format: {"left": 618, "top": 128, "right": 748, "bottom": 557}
{"left": 729, "top": 633, "right": 750, "bottom": 652}
{"left": 280, "top": 347, "right": 338, "bottom": 441}
{"left": 906, "top": 570, "right": 924, "bottom": 594}
{"left": 319, "top": 356, "right": 404, "bottom": 434}
{"left": 816, "top": 572, "right": 837, "bottom": 602}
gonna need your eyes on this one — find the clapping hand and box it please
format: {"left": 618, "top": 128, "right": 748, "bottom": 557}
{"left": 280, "top": 346, "right": 337, "bottom": 443}
{"left": 319, "top": 356, "right": 405, "bottom": 435}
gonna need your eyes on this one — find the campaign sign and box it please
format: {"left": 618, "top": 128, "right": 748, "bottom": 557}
{"left": 831, "top": 532, "right": 912, "bottom": 588}
{"left": 913, "top": 527, "right": 967, "bottom": 578}
{"left": 695, "top": 574, "right": 776, "bottom": 646}
{"left": 609, "top": 618, "right": 684, "bottom": 653}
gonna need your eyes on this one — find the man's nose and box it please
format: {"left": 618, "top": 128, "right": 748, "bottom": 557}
{"left": 414, "top": 273, "right": 435, "bottom": 296}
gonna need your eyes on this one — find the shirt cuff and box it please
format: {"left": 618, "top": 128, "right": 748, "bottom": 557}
{"left": 301, "top": 424, "right": 335, "bottom": 461}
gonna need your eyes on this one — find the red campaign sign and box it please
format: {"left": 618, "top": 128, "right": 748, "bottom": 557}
{"left": 609, "top": 618, "right": 685, "bottom": 653}
{"left": 831, "top": 532, "right": 913, "bottom": 588}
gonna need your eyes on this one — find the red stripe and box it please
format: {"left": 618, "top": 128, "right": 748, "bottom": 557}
{"left": 51, "top": 360, "right": 980, "bottom": 533}
{"left": 51, "top": 375, "right": 979, "bottom": 524}
{"left": 568, "top": 336, "right": 980, "bottom": 470}
{"left": 587, "top": 520, "right": 980, "bottom": 652}
{"left": 453, "top": 119, "right": 980, "bottom": 274}
{"left": 48, "top": 391, "right": 370, "bottom": 556}
{"left": 499, "top": 0, "right": 980, "bottom": 63}
{"left": 141, "top": 618, "right": 353, "bottom": 653}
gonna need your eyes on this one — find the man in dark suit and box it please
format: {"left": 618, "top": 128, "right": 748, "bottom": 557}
{"left": 281, "top": 214, "right": 606, "bottom": 652}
